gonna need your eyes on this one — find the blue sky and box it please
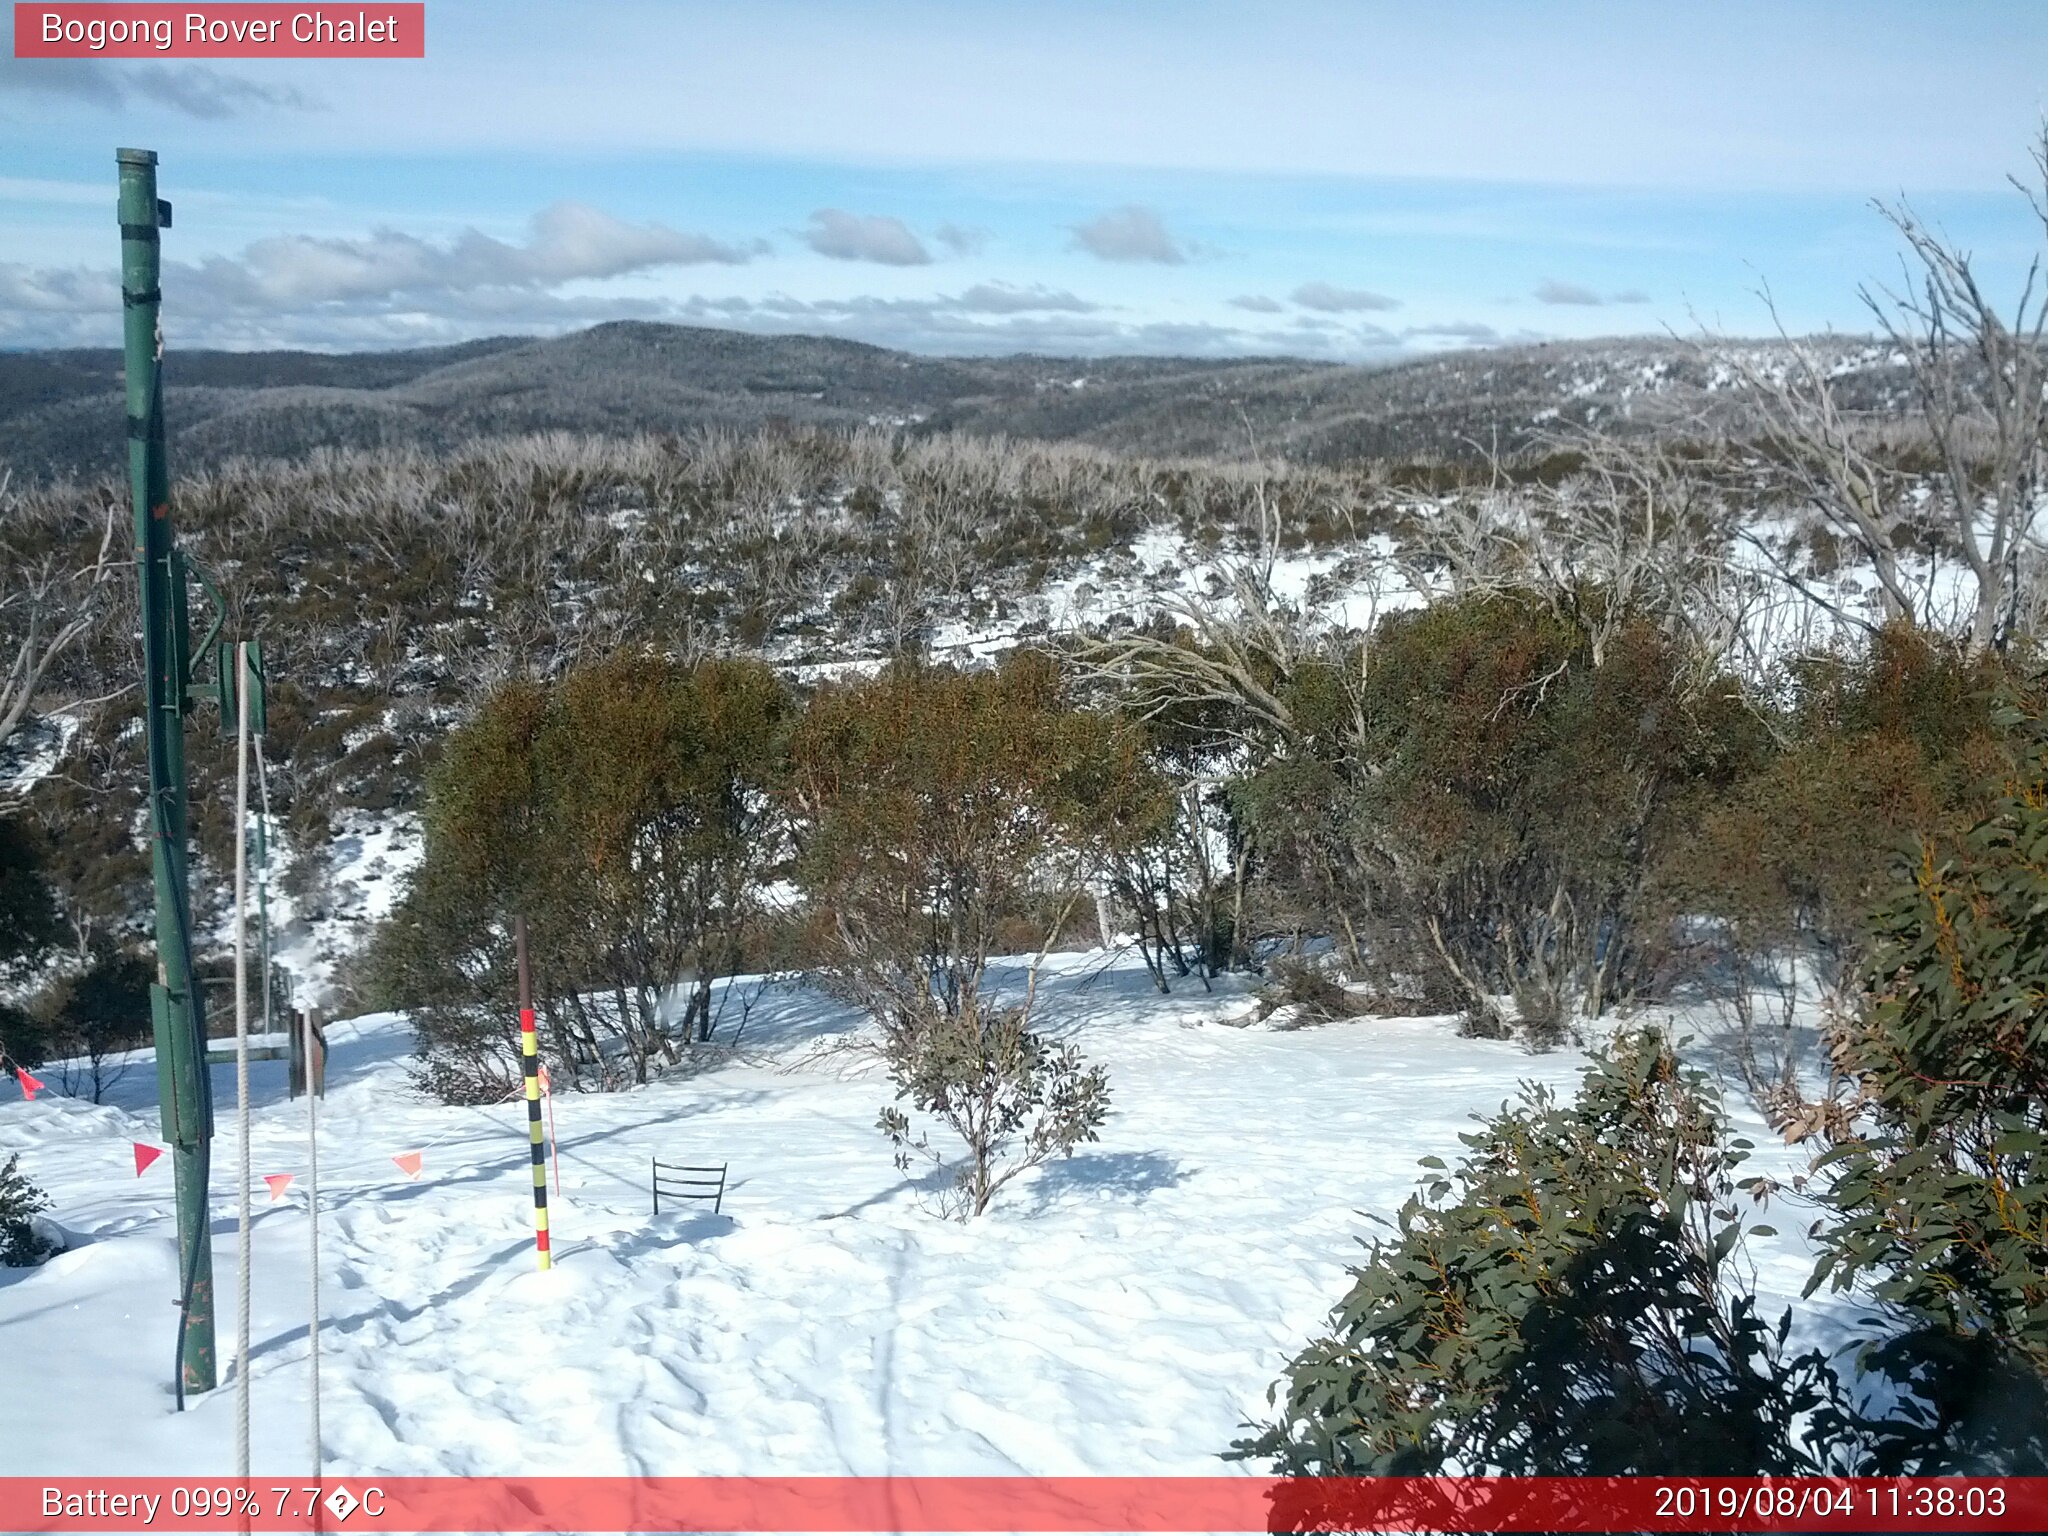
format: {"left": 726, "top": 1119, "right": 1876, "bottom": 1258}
{"left": 3, "top": 1, "right": 2045, "bottom": 357}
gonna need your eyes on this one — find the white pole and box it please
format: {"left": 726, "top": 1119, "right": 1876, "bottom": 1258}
{"left": 255, "top": 729, "right": 318, "bottom": 1473}
{"left": 304, "top": 1005, "right": 321, "bottom": 1477}
{"left": 233, "top": 640, "right": 252, "bottom": 1481}
{"left": 254, "top": 735, "right": 277, "bottom": 1061}
{"left": 257, "top": 753, "right": 272, "bottom": 1041}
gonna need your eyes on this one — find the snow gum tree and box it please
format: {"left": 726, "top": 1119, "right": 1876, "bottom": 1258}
{"left": 1715, "top": 127, "right": 2048, "bottom": 655}
{"left": 788, "top": 652, "right": 1130, "bottom": 1216}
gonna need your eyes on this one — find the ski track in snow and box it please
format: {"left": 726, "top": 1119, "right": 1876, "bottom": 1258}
{"left": 0, "top": 951, "right": 1855, "bottom": 1477}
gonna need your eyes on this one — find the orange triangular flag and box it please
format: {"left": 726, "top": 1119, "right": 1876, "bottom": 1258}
{"left": 15, "top": 1068, "right": 44, "bottom": 1101}
{"left": 392, "top": 1150, "right": 423, "bottom": 1179}
{"left": 538, "top": 1065, "right": 551, "bottom": 1094}
{"left": 264, "top": 1173, "right": 296, "bottom": 1201}
{"left": 134, "top": 1143, "right": 164, "bottom": 1176}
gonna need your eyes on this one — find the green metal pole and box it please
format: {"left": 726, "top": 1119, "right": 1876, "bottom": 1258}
{"left": 119, "top": 147, "right": 217, "bottom": 1399}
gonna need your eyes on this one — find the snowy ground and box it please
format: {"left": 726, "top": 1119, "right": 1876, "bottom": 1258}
{"left": 0, "top": 949, "right": 1858, "bottom": 1479}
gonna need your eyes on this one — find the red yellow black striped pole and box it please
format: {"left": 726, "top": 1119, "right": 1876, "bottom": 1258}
{"left": 514, "top": 916, "right": 551, "bottom": 1271}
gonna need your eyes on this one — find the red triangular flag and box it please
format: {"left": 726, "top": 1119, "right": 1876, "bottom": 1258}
{"left": 264, "top": 1173, "right": 296, "bottom": 1202}
{"left": 392, "top": 1150, "right": 423, "bottom": 1180}
{"left": 15, "top": 1067, "right": 44, "bottom": 1101}
{"left": 134, "top": 1142, "right": 164, "bottom": 1176}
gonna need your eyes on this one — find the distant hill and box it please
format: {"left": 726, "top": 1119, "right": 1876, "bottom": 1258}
{"left": 0, "top": 320, "right": 1910, "bottom": 481}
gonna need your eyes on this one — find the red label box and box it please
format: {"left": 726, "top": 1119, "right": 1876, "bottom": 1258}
{"left": 3, "top": 1476, "right": 2048, "bottom": 1533}
{"left": 13, "top": 4, "right": 425, "bottom": 58}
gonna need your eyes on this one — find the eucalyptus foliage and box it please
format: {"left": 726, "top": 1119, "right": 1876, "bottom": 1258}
{"left": 1235, "top": 1033, "right": 1840, "bottom": 1476}
{"left": 1810, "top": 696, "right": 2048, "bottom": 1470}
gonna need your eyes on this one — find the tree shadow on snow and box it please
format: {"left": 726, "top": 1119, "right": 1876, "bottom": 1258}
{"left": 1681, "top": 1016, "right": 1831, "bottom": 1107}
{"left": 244, "top": 1235, "right": 535, "bottom": 1368}
{"left": 1024, "top": 1150, "right": 1188, "bottom": 1208}
{"left": 319, "top": 1091, "right": 769, "bottom": 1220}
{"left": 586, "top": 1209, "right": 737, "bottom": 1266}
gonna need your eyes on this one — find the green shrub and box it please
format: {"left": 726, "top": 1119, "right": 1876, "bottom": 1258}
{"left": 1234, "top": 1032, "right": 1839, "bottom": 1475}
{"left": 0, "top": 1154, "right": 55, "bottom": 1268}
{"left": 790, "top": 652, "right": 1126, "bottom": 1215}
{"left": 1236, "top": 593, "right": 1762, "bottom": 1036}
{"left": 380, "top": 653, "right": 792, "bottom": 1098}
{"left": 1657, "top": 624, "right": 2009, "bottom": 999}
{"left": 48, "top": 946, "right": 153, "bottom": 1104}
{"left": 1809, "top": 693, "right": 2048, "bottom": 1470}
{"left": 877, "top": 1004, "right": 1110, "bottom": 1219}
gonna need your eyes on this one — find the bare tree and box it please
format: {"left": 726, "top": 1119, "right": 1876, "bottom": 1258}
{"left": 1712, "top": 127, "right": 2048, "bottom": 653}
{"left": 1403, "top": 427, "right": 1749, "bottom": 687}
{"left": 0, "top": 475, "right": 122, "bottom": 757}
{"left": 1866, "top": 139, "right": 2048, "bottom": 652}
{"left": 1074, "top": 475, "right": 1341, "bottom": 753}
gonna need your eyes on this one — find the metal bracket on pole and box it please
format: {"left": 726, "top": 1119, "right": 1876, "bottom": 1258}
{"left": 216, "top": 635, "right": 266, "bottom": 735}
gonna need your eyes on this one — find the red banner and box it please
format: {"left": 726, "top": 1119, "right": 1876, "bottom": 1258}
{"left": 13, "top": 5, "right": 424, "bottom": 59}
{"left": 2, "top": 1476, "right": 2044, "bottom": 1533}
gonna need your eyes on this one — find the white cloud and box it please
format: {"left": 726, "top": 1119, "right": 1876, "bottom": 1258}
{"left": 951, "top": 283, "right": 1096, "bottom": 314}
{"left": 1291, "top": 281, "right": 1399, "bottom": 312}
{"left": 1533, "top": 279, "right": 1650, "bottom": 305}
{"left": 1228, "top": 294, "right": 1284, "bottom": 313}
{"left": 0, "top": 261, "right": 115, "bottom": 315}
{"left": 800, "top": 208, "right": 931, "bottom": 265}
{"left": 1070, "top": 205, "right": 1187, "bottom": 264}
{"left": 934, "top": 222, "right": 989, "bottom": 255}
{"left": 180, "top": 201, "right": 765, "bottom": 307}
{"left": 0, "top": 54, "right": 316, "bottom": 116}
{"left": 0, "top": 201, "right": 770, "bottom": 348}
{"left": 1405, "top": 319, "right": 1505, "bottom": 344}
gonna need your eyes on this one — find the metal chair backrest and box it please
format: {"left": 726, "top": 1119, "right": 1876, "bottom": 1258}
{"left": 652, "top": 1159, "right": 727, "bottom": 1215}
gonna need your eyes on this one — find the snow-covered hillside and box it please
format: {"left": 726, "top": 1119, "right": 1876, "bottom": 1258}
{"left": 0, "top": 950, "right": 1851, "bottom": 1478}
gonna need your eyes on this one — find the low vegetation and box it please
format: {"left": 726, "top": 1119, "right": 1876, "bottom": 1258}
{"left": 366, "top": 652, "right": 791, "bottom": 1100}
{"left": 790, "top": 657, "right": 1121, "bottom": 1217}
{"left": 1234, "top": 1033, "right": 1843, "bottom": 1477}
{"left": 0, "top": 1154, "right": 55, "bottom": 1268}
